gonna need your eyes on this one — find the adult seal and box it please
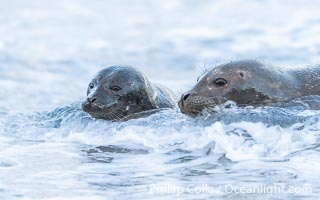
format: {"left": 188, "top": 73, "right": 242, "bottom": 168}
{"left": 82, "top": 66, "right": 177, "bottom": 121}
{"left": 179, "top": 60, "right": 320, "bottom": 116}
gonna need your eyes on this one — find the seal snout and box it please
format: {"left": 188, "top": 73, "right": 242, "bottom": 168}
{"left": 179, "top": 92, "right": 192, "bottom": 108}
{"left": 178, "top": 92, "right": 188, "bottom": 109}
{"left": 82, "top": 95, "right": 107, "bottom": 113}
{"left": 178, "top": 91, "right": 218, "bottom": 117}
{"left": 179, "top": 92, "right": 202, "bottom": 117}
{"left": 87, "top": 96, "right": 97, "bottom": 103}
{"left": 181, "top": 93, "right": 190, "bottom": 102}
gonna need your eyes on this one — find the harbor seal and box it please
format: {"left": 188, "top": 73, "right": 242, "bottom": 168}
{"left": 82, "top": 66, "right": 176, "bottom": 121}
{"left": 179, "top": 60, "right": 320, "bottom": 116}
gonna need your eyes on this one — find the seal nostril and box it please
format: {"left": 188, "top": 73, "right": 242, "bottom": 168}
{"left": 88, "top": 97, "right": 97, "bottom": 103}
{"left": 182, "top": 93, "right": 190, "bottom": 101}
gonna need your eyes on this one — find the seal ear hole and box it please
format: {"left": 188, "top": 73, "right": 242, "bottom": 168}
{"left": 213, "top": 78, "right": 228, "bottom": 86}
{"left": 240, "top": 72, "right": 244, "bottom": 77}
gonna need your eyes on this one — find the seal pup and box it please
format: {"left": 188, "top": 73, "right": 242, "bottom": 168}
{"left": 179, "top": 60, "right": 320, "bottom": 116}
{"left": 82, "top": 66, "right": 176, "bottom": 121}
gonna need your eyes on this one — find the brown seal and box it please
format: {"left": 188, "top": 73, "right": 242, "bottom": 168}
{"left": 82, "top": 66, "right": 177, "bottom": 121}
{"left": 179, "top": 60, "right": 320, "bottom": 116}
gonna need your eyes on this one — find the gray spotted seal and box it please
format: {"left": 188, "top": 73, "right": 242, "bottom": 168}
{"left": 82, "top": 66, "right": 176, "bottom": 121}
{"left": 179, "top": 60, "right": 320, "bottom": 116}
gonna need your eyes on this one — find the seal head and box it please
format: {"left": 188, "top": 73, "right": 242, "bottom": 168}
{"left": 179, "top": 60, "right": 299, "bottom": 116}
{"left": 82, "top": 66, "right": 176, "bottom": 120}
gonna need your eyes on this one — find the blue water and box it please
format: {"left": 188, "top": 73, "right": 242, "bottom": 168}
{"left": 1, "top": 0, "right": 320, "bottom": 199}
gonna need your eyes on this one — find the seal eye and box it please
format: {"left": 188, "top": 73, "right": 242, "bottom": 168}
{"left": 89, "top": 83, "right": 94, "bottom": 89}
{"left": 213, "top": 78, "right": 228, "bottom": 86}
{"left": 110, "top": 86, "right": 122, "bottom": 91}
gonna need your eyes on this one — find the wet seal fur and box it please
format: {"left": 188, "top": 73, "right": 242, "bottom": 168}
{"left": 179, "top": 60, "right": 320, "bottom": 116}
{"left": 82, "top": 66, "right": 176, "bottom": 121}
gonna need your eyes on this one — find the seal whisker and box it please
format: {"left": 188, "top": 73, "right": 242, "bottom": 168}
{"left": 113, "top": 110, "right": 128, "bottom": 121}
{"left": 107, "top": 112, "right": 115, "bottom": 121}
{"left": 113, "top": 110, "right": 125, "bottom": 119}
{"left": 111, "top": 111, "right": 122, "bottom": 121}
{"left": 203, "top": 107, "right": 214, "bottom": 114}
{"left": 110, "top": 112, "right": 121, "bottom": 121}
{"left": 204, "top": 105, "right": 220, "bottom": 114}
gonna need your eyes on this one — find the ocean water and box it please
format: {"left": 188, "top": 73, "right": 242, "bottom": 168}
{"left": 1, "top": 0, "right": 320, "bottom": 199}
